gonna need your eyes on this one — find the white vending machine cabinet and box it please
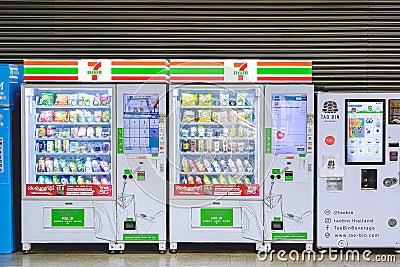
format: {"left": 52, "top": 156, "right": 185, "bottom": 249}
{"left": 21, "top": 84, "right": 117, "bottom": 252}
{"left": 264, "top": 84, "right": 314, "bottom": 252}
{"left": 115, "top": 84, "right": 167, "bottom": 253}
{"left": 169, "top": 84, "right": 264, "bottom": 252}
{"left": 317, "top": 92, "right": 400, "bottom": 249}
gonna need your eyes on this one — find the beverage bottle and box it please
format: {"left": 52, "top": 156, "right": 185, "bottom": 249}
{"left": 198, "top": 140, "right": 204, "bottom": 152}
{"left": 211, "top": 158, "right": 222, "bottom": 172}
{"left": 204, "top": 159, "right": 214, "bottom": 172}
{"left": 244, "top": 176, "right": 252, "bottom": 185}
{"left": 188, "top": 176, "right": 195, "bottom": 184}
{"left": 228, "top": 158, "right": 237, "bottom": 172}
{"left": 181, "top": 157, "right": 189, "bottom": 172}
{"left": 197, "top": 161, "right": 205, "bottom": 172}
{"left": 180, "top": 175, "right": 188, "bottom": 184}
{"left": 236, "top": 158, "right": 244, "bottom": 172}
{"left": 189, "top": 160, "right": 198, "bottom": 172}
{"left": 182, "top": 139, "right": 189, "bottom": 152}
{"left": 195, "top": 175, "right": 203, "bottom": 184}
{"left": 219, "top": 157, "right": 229, "bottom": 172}
{"left": 219, "top": 175, "right": 227, "bottom": 184}
{"left": 211, "top": 176, "right": 218, "bottom": 184}
{"left": 230, "top": 126, "right": 236, "bottom": 137}
{"left": 203, "top": 175, "right": 211, "bottom": 184}
{"left": 85, "top": 157, "right": 93, "bottom": 172}
{"left": 238, "top": 125, "right": 244, "bottom": 137}
{"left": 227, "top": 175, "right": 235, "bottom": 184}
{"left": 53, "top": 158, "right": 60, "bottom": 172}
{"left": 243, "top": 158, "right": 254, "bottom": 172}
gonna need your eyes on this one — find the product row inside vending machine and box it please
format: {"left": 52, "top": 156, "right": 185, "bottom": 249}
{"left": 9, "top": 60, "right": 399, "bottom": 255}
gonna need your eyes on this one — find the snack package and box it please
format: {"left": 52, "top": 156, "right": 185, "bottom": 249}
{"left": 69, "top": 110, "right": 76, "bottom": 122}
{"left": 38, "top": 92, "right": 55, "bottom": 106}
{"left": 102, "top": 111, "right": 110, "bottom": 122}
{"left": 182, "top": 110, "right": 195, "bottom": 122}
{"left": 84, "top": 94, "right": 93, "bottom": 106}
{"left": 93, "top": 93, "right": 101, "bottom": 106}
{"left": 77, "top": 93, "right": 86, "bottom": 106}
{"left": 78, "top": 126, "right": 87, "bottom": 137}
{"left": 94, "top": 110, "right": 102, "bottom": 122}
{"left": 53, "top": 111, "right": 69, "bottom": 122}
{"left": 76, "top": 109, "right": 84, "bottom": 122}
{"left": 229, "top": 110, "right": 238, "bottom": 123}
{"left": 197, "top": 109, "right": 212, "bottom": 122}
{"left": 237, "top": 92, "right": 247, "bottom": 106}
{"left": 84, "top": 110, "right": 93, "bottom": 122}
{"left": 61, "top": 128, "right": 70, "bottom": 138}
{"left": 198, "top": 93, "right": 213, "bottom": 106}
{"left": 237, "top": 111, "right": 245, "bottom": 122}
{"left": 220, "top": 111, "right": 229, "bottom": 123}
{"left": 101, "top": 94, "right": 109, "bottom": 105}
{"left": 181, "top": 93, "right": 197, "bottom": 106}
{"left": 55, "top": 94, "right": 69, "bottom": 106}
{"left": 244, "top": 109, "right": 253, "bottom": 122}
{"left": 190, "top": 126, "right": 198, "bottom": 137}
{"left": 220, "top": 93, "right": 229, "bottom": 106}
{"left": 69, "top": 94, "right": 78, "bottom": 106}
{"left": 38, "top": 111, "right": 54, "bottom": 122}
{"left": 69, "top": 142, "right": 78, "bottom": 153}
{"left": 212, "top": 111, "right": 220, "bottom": 122}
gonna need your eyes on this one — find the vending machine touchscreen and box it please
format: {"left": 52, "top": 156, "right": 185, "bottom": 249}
{"left": 345, "top": 99, "right": 385, "bottom": 165}
{"left": 272, "top": 94, "right": 308, "bottom": 154}
{"left": 123, "top": 94, "right": 160, "bottom": 154}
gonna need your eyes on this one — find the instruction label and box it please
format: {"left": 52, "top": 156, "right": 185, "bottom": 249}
{"left": 51, "top": 209, "right": 84, "bottom": 227}
{"left": 200, "top": 208, "right": 234, "bottom": 227}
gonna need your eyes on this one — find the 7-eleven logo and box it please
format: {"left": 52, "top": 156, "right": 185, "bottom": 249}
{"left": 233, "top": 62, "right": 248, "bottom": 80}
{"left": 87, "top": 61, "right": 102, "bottom": 80}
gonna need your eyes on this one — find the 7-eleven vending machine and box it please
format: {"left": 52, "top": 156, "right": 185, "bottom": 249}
{"left": 21, "top": 60, "right": 168, "bottom": 253}
{"left": 169, "top": 60, "right": 265, "bottom": 252}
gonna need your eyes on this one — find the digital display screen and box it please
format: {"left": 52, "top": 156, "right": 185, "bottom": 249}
{"left": 123, "top": 94, "right": 159, "bottom": 154}
{"left": 272, "top": 94, "right": 307, "bottom": 154}
{"left": 345, "top": 99, "right": 385, "bottom": 164}
{"left": 389, "top": 99, "right": 400, "bottom": 124}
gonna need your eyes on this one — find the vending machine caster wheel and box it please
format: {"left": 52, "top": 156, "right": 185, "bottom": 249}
{"left": 169, "top": 249, "right": 177, "bottom": 254}
{"left": 23, "top": 250, "right": 30, "bottom": 254}
{"left": 109, "top": 250, "right": 116, "bottom": 254}
{"left": 159, "top": 250, "right": 166, "bottom": 254}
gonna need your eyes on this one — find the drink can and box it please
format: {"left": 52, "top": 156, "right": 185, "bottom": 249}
{"left": 52, "top": 175, "right": 61, "bottom": 184}
{"left": 230, "top": 142, "right": 237, "bottom": 152}
{"left": 214, "top": 141, "right": 220, "bottom": 152}
{"left": 37, "top": 157, "right": 46, "bottom": 172}
{"left": 190, "top": 140, "right": 197, "bottom": 152}
{"left": 46, "top": 126, "right": 55, "bottom": 137}
{"left": 188, "top": 176, "right": 195, "bottom": 184}
{"left": 45, "top": 157, "right": 54, "bottom": 172}
{"left": 54, "top": 140, "right": 62, "bottom": 152}
{"left": 46, "top": 141, "right": 54, "bottom": 152}
{"left": 244, "top": 177, "right": 252, "bottom": 185}
{"left": 206, "top": 140, "right": 213, "bottom": 152}
{"left": 63, "top": 140, "right": 69, "bottom": 152}
{"left": 222, "top": 140, "right": 228, "bottom": 152}
{"left": 198, "top": 140, "right": 204, "bottom": 152}
{"left": 38, "top": 126, "right": 46, "bottom": 137}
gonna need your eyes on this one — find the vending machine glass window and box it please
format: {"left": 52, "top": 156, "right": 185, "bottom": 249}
{"left": 23, "top": 87, "right": 114, "bottom": 197}
{"left": 173, "top": 87, "right": 260, "bottom": 197}
{"left": 345, "top": 99, "right": 385, "bottom": 165}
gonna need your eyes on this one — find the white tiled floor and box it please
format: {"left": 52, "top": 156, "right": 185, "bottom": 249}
{"left": 1, "top": 251, "right": 399, "bottom": 267}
